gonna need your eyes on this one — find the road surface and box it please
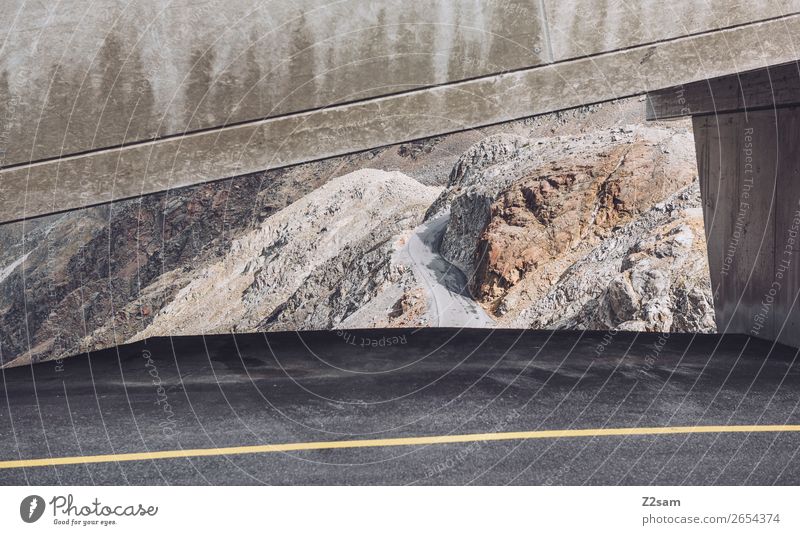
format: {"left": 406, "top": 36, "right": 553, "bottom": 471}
{"left": 1, "top": 329, "right": 800, "bottom": 485}
{"left": 400, "top": 212, "right": 494, "bottom": 328}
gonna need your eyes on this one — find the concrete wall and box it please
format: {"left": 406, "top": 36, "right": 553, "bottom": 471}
{"left": 545, "top": 0, "right": 800, "bottom": 60}
{"left": 695, "top": 109, "right": 800, "bottom": 347}
{"left": 2, "top": 1, "right": 800, "bottom": 222}
{"left": 0, "top": 0, "right": 546, "bottom": 167}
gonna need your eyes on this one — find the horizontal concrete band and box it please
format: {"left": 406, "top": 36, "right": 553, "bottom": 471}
{"left": 3, "top": 0, "right": 798, "bottom": 168}
{"left": 647, "top": 61, "right": 800, "bottom": 119}
{"left": 0, "top": 0, "right": 547, "bottom": 168}
{"left": 2, "top": 13, "right": 800, "bottom": 223}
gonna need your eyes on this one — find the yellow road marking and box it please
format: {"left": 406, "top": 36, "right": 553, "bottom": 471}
{"left": 2, "top": 425, "right": 799, "bottom": 470}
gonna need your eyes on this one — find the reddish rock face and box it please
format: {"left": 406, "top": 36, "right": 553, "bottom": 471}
{"left": 472, "top": 140, "right": 696, "bottom": 304}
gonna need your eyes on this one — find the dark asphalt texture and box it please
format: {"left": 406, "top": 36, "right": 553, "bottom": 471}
{"left": 1, "top": 329, "right": 800, "bottom": 485}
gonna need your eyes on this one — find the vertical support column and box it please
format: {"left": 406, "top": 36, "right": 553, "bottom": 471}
{"left": 693, "top": 108, "right": 800, "bottom": 346}
{"left": 773, "top": 108, "right": 800, "bottom": 346}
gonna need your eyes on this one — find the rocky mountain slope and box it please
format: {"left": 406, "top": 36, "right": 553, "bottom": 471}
{"left": 497, "top": 183, "right": 714, "bottom": 332}
{"left": 0, "top": 98, "right": 715, "bottom": 367}
{"left": 130, "top": 170, "right": 440, "bottom": 340}
{"left": 0, "top": 135, "right": 474, "bottom": 366}
{"left": 430, "top": 124, "right": 715, "bottom": 333}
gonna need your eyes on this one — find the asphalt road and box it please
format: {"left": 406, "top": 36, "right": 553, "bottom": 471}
{"left": 1, "top": 329, "right": 800, "bottom": 485}
{"left": 400, "top": 212, "right": 494, "bottom": 328}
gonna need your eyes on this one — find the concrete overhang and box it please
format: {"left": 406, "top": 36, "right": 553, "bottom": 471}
{"left": 3, "top": 2, "right": 800, "bottom": 223}
{"left": 646, "top": 61, "right": 800, "bottom": 119}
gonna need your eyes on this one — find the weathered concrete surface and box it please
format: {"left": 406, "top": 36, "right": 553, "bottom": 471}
{"left": 649, "top": 63, "right": 800, "bottom": 347}
{"left": 2, "top": 4, "right": 800, "bottom": 222}
{"left": 545, "top": 0, "right": 800, "bottom": 60}
{"left": 647, "top": 62, "right": 800, "bottom": 119}
{"left": 694, "top": 108, "right": 800, "bottom": 347}
{"left": 0, "top": 0, "right": 546, "bottom": 167}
